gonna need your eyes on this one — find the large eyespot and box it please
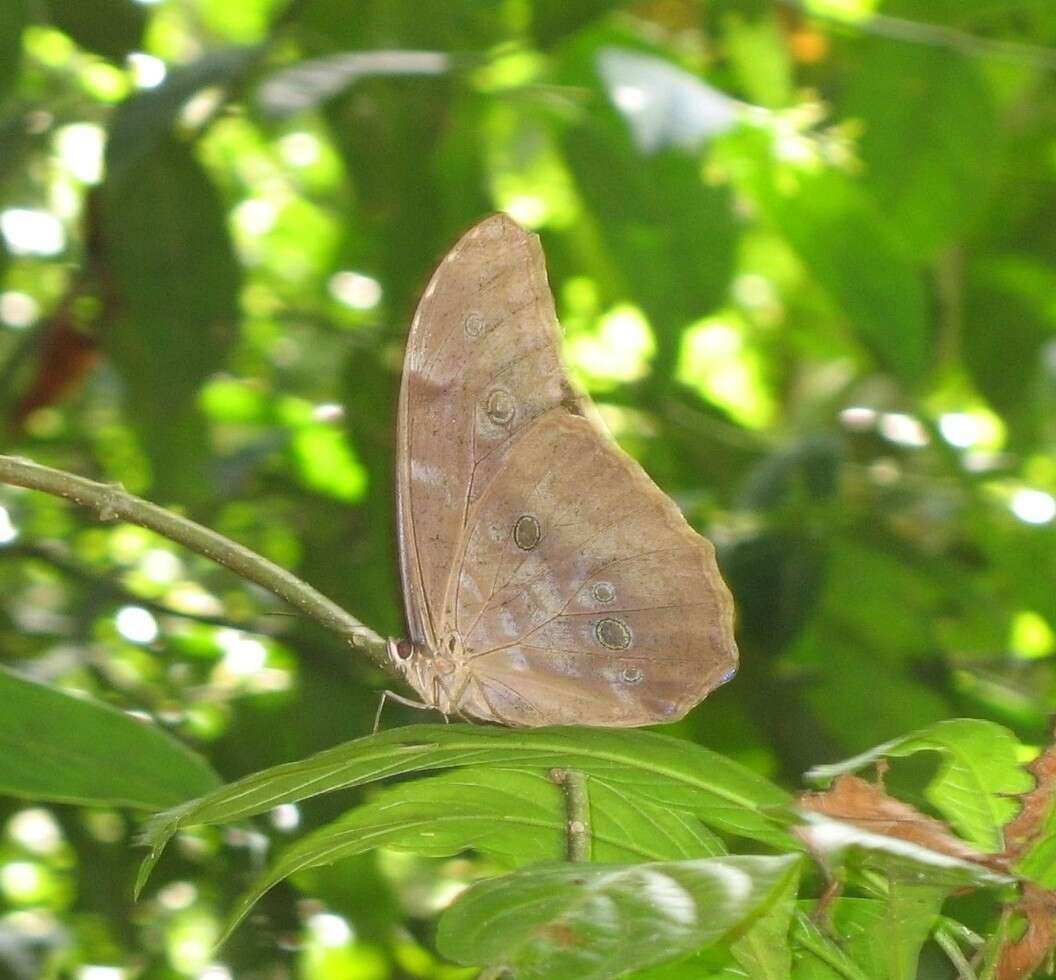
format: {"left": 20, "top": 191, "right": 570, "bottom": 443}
{"left": 464, "top": 311, "right": 486, "bottom": 339}
{"left": 594, "top": 617, "right": 632, "bottom": 651}
{"left": 484, "top": 387, "right": 515, "bottom": 426}
{"left": 591, "top": 581, "right": 616, "bottom": 605}
{"left": 620, "top": 666, "right": 643, "bottom": 684}
{"left": 513, "top": 514, "right": 541, "bottom": 551}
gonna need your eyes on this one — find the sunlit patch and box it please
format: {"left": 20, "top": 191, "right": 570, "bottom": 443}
{"left": 312, "top": 402, "right": 345, "bottom": 423}
{"left": 839, "top": 406, "right": 877, "bottom": 431}
{"left": 612, "top": 83, "right": 646, "bottom": 112}
{"left": 279, "top": 132, "right": 321, "bottom": 167}
{"left": 1010, "top": 610, "right": 1055, "bottom": 660}
{"left": 0, "top": 505, "right": 18, "bottom": 544}
{"left": 566, "top": 303, "right": 655, "bottom": 388}
{"left": 166, "top": 911, "right": 218, "bottom": 973}
{"left": 127, "top": 52, "right": 166, "bottom": 89}
{"left": 878, "top": 412, "right": 929, "bottom": 448}
{"left": 8, "top": 809, "right": 62, "bottom": 855}
{"left": 54, "top": 124, "right": 105, "bottom": 184}
{"left": 0, "top": 209, "right": 65, "bottom": 256}
{"left": 307, "top": 912, "right": 353, "bottom": 947}
{"left": 328, "top": 270, "right": 382, "bottom": 310}
{"left": 179, "top": 87, "right": 224, "bottom": 129}
{"left": 140, "top": 548, "right": 183, "bottom": 584}
{"left": 270, "top": 803, "right": 300, "bottom": 830}
{"left": 157, "top": 880, "right": 197, "bottom": 910}
{"left": 937, "top": 409, "right": 1004, "bottom": 450}
{"left": 0, "top": 290, "right": 39, "bottom": 328}
{"left": 233, "top": 198, "right": 277, "bottom": 236}
{"left": 504, "top": 195, "right": 547, "bottom": 228}
{"left": 78, "top": 967, "right": 127, "bottom": 980}
{"left": 0, "top": 861, "right": 46, "bottom": 901}
{"left": 804, "top": 0, "right": 880, "bottom": 22}
{"left": 1011, "top": 488, "right": 1056, "bottom": 525}
{"left": 677, "top": 316, "right": 773, "bottom": 428}
{"left": 115, "top": 606, "right": 159, "bottom": 644}
{"left": 197, "top": 966, "right": 233, "bottom": 980}
{"left": 218, "top": 630, "right": 267, "bottom": 675}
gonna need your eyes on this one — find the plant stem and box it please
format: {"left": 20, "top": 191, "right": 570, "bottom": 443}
{"left": 551, "top": 767, "right": 591, "bottom": 862}
{"left": 0, "top": 454, "right": 390, "bottom": 670}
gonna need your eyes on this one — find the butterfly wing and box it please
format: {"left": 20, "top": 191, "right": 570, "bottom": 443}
{"left": 397, "top": 213, "right": 737, "bottom": 726}
{"left": 455, "top": 413, "right": 737, "bottom": 726}
{"left": 396, "top": 214, "right": 584, "bottom": 651}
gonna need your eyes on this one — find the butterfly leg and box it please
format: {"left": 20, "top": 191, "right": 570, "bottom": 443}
{"left": 373, "top": 689, "right": 442, "bottom": 734}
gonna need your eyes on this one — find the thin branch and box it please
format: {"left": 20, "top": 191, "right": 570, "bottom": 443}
{"left": 550, "top": 767, "right": 592, "bottom": 863}
{"left": 0, "top": 454, "right": 391, "bottom": 671}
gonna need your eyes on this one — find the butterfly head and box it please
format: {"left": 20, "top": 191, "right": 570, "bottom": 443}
{"left": 385, "top": 634, "right": 468, "bottom": 715}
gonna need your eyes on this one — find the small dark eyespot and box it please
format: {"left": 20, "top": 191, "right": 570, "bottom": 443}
{"left": 591, "top": 581, "right": 616, "bottom": 605}
{"left": 395, "top": 639, "right": 414, "bottom": 661}
{"left": 594, "top": 617, "right": 632, "bottom": 651}
{"left": 621, "top": 666, "right": 643, "bottom": 684}
{"left": 513, "top": 514, "right": 541, "bottom": 551}
{"left": 484, "top": 387, "right": 515, "bottom": 426}
{"left": 464, "top": 311, "right": 486, "bottom": 339}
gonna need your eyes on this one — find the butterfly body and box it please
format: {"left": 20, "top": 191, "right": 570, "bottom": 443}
{"left": 393, "top": 214, "right": 737, "bottom": 727}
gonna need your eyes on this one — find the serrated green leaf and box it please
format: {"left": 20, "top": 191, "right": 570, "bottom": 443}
{"left": 136, "top": 724, "right": 792, "bottom": 897}
{"left": 437, "top": 854, "right": 802, "bottom": 979}
{"left": 0, "top": 667, "right": 219, "bottom": 809}
{"left": 219, "top": 766, "right": 726, "bottom": 943}
{"left": 806, "top": 719, "right": 1031, "bottom": 851}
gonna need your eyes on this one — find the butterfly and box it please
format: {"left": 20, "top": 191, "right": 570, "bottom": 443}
{"left": 385, "top": 214, "right": 737, "bottom": 727}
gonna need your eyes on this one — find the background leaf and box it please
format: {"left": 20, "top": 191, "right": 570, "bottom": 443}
{"left": 0, "top": 667, "right": 219, "bottom": 808}
{"left": 436, "top": 854, "right": 801, "bottom": 979}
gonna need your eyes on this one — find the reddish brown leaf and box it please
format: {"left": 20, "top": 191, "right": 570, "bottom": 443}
{"left": 798, "top": 774, "right": 1004, "bottom": 870}
{"left": 996, "top": 883, "right": 1056, "bottom": 980}
{"left": 1002, "top": 742, "right": 1056, "bottom": 865}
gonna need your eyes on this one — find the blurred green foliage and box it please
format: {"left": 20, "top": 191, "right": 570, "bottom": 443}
{"left": 1, "top": 0, "right": 1056, "bottom": 976}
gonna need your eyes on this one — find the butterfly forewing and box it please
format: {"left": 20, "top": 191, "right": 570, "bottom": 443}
{"left": 395, "top": 213, "right": 738, "bottom": 726}
{"left": 396, "top": 215, "right": 579, "bottom": 650}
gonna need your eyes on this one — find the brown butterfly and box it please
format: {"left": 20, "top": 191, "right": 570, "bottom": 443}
{"left": 385, "top": 214, "right": 737, "bottom": 726}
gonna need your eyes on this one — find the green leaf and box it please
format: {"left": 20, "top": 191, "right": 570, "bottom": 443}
{"left": 219, "top": 766, "right": 725, "bottom": 942}
{"left": 0, "top": 667, "right": 220, "bottom": 809}
{"left": 731, "top": 859, "right": 800, "bottom": 979}
{"left": 43, "top": 0, "right": 146, "bottom": 63}
{"left": 137, "top": 724, "right": 792, "bottom": 897}
{"left": 0, "top": 0, "right": 26, "bottom": 103}
{"left": 724, "top": 126, "right": 929, "bottom": 386}
{"left": 106, "top": 47, "right": 259, "bottom": 186}
{"left": 795, "top": 893, "right": 946, "bottom": 980}
{"left": 100, "top": 139, "right": 241, "bottom": 504}
{"left": 843, "top": 41, "right": 996, "bottom": 257}
{"left": 436, "top": 854, "right": 802, "bottom": 979}
{"left": 792, "top": 909, "right": 872, "bottom": 980}
{"left": 806, "top": 718, "right": 1032, "bottom": 852}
